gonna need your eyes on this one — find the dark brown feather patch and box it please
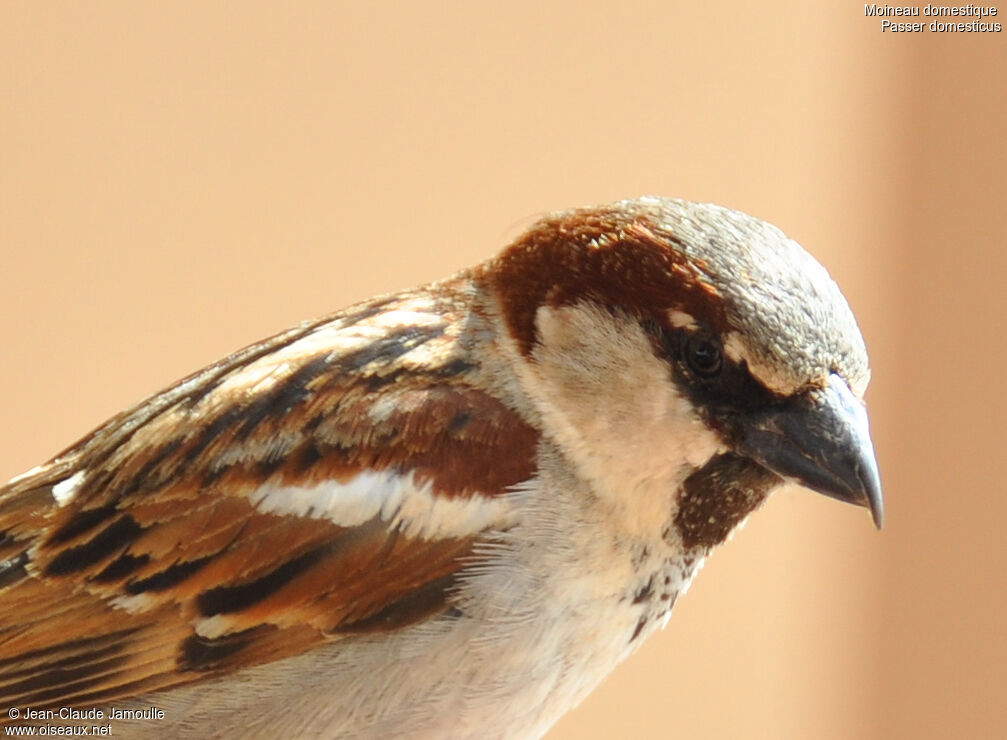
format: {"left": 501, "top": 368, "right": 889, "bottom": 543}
{"left": 673, "top": 453, "right": 780, "bottom": 549}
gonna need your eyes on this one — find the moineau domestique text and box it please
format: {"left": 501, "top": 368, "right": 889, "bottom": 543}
{"left": 865, "top": 4, "right": 997, "bottom": 16}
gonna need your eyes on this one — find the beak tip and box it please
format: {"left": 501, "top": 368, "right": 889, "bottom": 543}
{"left": 867, "top": 487, "right": 884, "bottom": 530}
{"left": 860, "top": 456, "right": 884, "bottom": 531}
{"left": 870, "top": 500, "right": 884, "bottom": 530}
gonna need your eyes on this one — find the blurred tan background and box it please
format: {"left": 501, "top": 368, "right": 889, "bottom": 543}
{"left": 1, "top": 3, "right": 1004, "bottom": 739}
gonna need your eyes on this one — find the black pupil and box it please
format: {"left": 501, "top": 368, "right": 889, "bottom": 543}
{"left": 688, "top": 336, "right": 722, "bottom": 376}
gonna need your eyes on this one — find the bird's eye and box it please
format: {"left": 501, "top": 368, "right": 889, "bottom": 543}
{"left": 686, "top": 334, "right": 723, "bottom": 377}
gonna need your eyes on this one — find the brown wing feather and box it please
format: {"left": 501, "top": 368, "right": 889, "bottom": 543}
{"left": 0, "top": 286, "right": 538, "bottom": 712}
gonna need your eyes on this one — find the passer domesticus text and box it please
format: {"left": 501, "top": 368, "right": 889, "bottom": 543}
{"left": 0, "top": 197, "right": 882, "bottom": 738}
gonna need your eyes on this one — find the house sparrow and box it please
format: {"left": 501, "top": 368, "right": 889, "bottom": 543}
{"left": 0, "top": 197, "right": 882, "bottom": 739}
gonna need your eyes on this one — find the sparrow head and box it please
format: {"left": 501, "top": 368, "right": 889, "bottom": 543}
{"left": 483, "top": 197, "right": 882, "bottom": 549}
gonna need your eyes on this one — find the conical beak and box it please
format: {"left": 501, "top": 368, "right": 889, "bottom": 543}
{"left": 738, "top": 373, "right": 883, "bottom": 529}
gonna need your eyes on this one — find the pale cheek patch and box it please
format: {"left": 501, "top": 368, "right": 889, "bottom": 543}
{"left": 528, "top": 302, "right": 726, "bottom": 537}
{"left": 249, "top": 470, "right": 515, "bottom": 541}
